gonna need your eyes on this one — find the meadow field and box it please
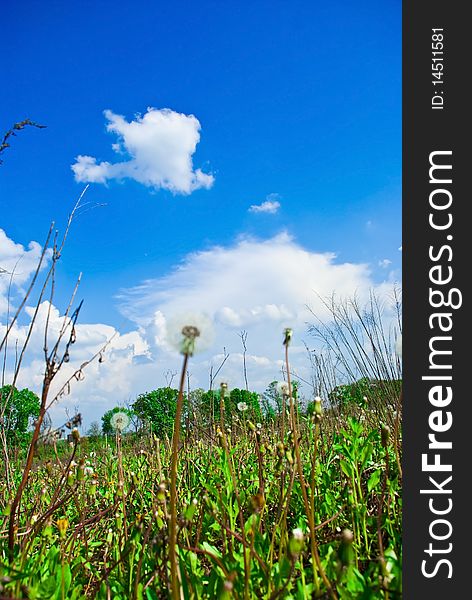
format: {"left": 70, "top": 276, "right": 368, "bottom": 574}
{"left": 0, "top": 307, "right": 402, "bottom": 600}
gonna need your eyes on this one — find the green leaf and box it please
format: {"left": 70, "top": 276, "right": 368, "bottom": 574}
{"left": 367, "top": 469, "right": 382, "bottom": 493}
{"left": 201, "top": 541, "right": 223, "bottom": 560}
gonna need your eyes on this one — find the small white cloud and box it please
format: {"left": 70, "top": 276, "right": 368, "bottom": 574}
{"left": 249, "top": 193, "right": 281, "bottom": 214}
{"left": 398, "top": 245, "right": 402, "bottom": 251}
{"left": 378, "top": 259, "right": 392, "bottom": 268}
{"left": 71, "top": 107, "right": 214, "bottom": 195}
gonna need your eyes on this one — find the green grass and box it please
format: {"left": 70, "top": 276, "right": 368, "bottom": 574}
{"left": 0, "top": 410, "right": 401, "bottom": 599}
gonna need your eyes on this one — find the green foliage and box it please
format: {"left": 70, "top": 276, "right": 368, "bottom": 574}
{"left": 229, "top": 388, "right": 262, "bottom": 420}
{"left": 328, "top": 377, "right": 402, "bottom": 409}
{"left": 198, "top": 388, "right": 263, "bottom": 426}
{"left": 101, "top": 406, "right": 134, "bottom": 435}
{"left": 0, "top": 412, "right": 402, "bottom": 599}
{"left": 0, "top": 384, "right": 40, "bottom": 446}
{"left": 132, "top": 387, "right": 180, "bottom": 437}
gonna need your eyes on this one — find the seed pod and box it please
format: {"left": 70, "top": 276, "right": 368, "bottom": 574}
{"left": 56, "top": 518, "right": 69, "bottom": 539}
{"left": 381, "top": 424, "right": 390, "bottom": 448}
{"left": 338, "top": 528, "right": 355, "bottom": 567}
{"left": 289, "top": 528, "right": 304, "bottom": 556}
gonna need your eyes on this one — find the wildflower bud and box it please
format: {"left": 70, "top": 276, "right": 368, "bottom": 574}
{"left": 289, "top": 528, "right": 304, "bottom": 556}
{"left": 313, "top": 397, "right": 323, "bottom": 417}
{"left": 157, "top": 483, "right": 167, "bottom": 502}
{"left": 347, "top": 487, "right": 355, "bottom": 506}
{"left": 247, "top": 420, "right": 256, "bottom": 432}
{"left": 56, "top": 518, "right": 69, "bottom": 539}
{"left": 338, "top": 528, "right": 355, "bottom": 567}
{"left": 184, "top": 498, "right": 198, "bottom": 523}
{"left": 219, "top": 580, "right": 234, "bottom": 600}
{"left": 251, "top": 493, "right": 265, "bottom": 513}
{"left": 71, "top": 427, "right": 80, "bottom": 442}
{"left": 285, "top": 449, "right": 294, "bottom": 464}
{"left": 67, "top": 471, "right": 74, "bottom": 486}
{"left": 89, "top": 480, "right": 98, "bottom": 496}
{"left": 276, "top": 441, "right": 285, "bottom": 456}
{"left": 381, "top": 424, "right": 390, "bottom": 448}
{"left": 77, "top": 459, "right": 86, "bottom": 482}
{"left": 283, "top": 328, "right": 293, "bottom": 346}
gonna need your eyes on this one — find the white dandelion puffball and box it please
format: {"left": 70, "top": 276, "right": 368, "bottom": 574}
{"left": 237, "top": 402, "right": 248, "bottom": 412}
{"left": 110, "top": 411, "right": 130, "bottom": 432}
{"left": 276, "top": 381, "right": 291, "bottom": 396}
{"left": 292, "top": 528, "right": 304, "bottom": 541}
{"left": 395, "top": 334, "right": 402, "bottom": 360}
{"left": 166, "top": 312, "right": 215, "bottom": 356}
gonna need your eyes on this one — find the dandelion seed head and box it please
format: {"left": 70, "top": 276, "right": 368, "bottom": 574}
{"left": 276, "top": 381, "right": 291, "bottom": 396}
{"left": 166, "top": 312, "right": 214, "bottom": 356}
{"left": 110, "top": 411, "right": 130, "bottom": 432}
{"left": 237, "top": 402, "right": 248, "bottom": 412}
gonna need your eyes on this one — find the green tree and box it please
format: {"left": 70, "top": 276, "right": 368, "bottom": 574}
{"left": 101, "top": 406, "right": 134, "bottom": 435}
{"left": 0, "top": 385, "right": 40, "bottom": 446}
{"left": 132, "top": 388, "right": 181, "bottom": 438}
{"left": 327, "top": 377, "right": 402, "bottom": 409}
{"left": 229, "top": 388, "right": 262, "bottom": 422}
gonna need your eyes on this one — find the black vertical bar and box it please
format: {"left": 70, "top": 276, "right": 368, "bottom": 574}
{"left": 403, "top": 2, "right": 467, "bottom": 598}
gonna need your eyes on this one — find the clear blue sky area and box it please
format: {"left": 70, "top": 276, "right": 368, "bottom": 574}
{"left": 1, "top": 0, "right": 401, "bottom": 327}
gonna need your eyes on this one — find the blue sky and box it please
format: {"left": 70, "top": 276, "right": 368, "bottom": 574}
{"left": 1, "top": 1, "right": 401, "bottom": 425}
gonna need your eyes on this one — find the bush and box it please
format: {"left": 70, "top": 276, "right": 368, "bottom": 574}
{"left": 0, "top": 385, "right": 40, "bottom": 447}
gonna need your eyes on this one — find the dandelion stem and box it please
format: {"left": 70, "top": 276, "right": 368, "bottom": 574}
{"left": 169, "top": 351, "right": 189, "bottom": 600}
{"left": 284, "top": 342, "right": 337, "bottom": 600}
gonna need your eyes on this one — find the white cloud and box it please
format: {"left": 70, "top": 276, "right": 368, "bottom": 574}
{"left": 71, "top": 107, "right": 214, "bottom": 194}
{"left": 0, "top": 229, "right": 52, "bottom": 315}
{"left": 117, "top": 233, "right": 378, "bottom": 397}
{"left": 378, "top": 258, "right": 392, "bottom": 268}
{"left": 249, "top": 193, "right": 281, "bottom": 214}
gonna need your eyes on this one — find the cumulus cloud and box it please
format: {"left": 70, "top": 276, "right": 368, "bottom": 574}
{"left": 119, "top": 233, "right": 372, "bottom": 329}
{"left": 71, "top": 107, "right": 214, "bottom": 194}
{"left": 117, "top": 233, "right": 379, "bottom": 394}
{"left": 1, "top": 299, "right": 151, "bottom": 427}
{"left": 0, "top": 229, "right": 52, "bottom": 315}
{"left": 248, "top": 193, "right": 281, "bottom": 214}
{"left": 378, "top": 258, "right": 392, "bottom": 268}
